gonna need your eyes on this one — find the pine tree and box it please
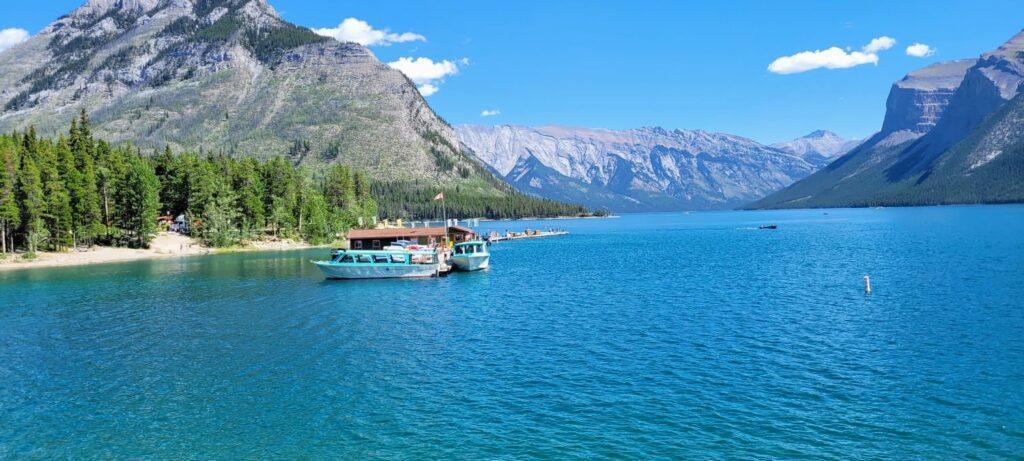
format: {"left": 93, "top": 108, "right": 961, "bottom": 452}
{"left": 299, "top": 185, "right": 330, "bottom": 244}
{"left": 93, "top": 141, "right": 118, "bottom": 240}
{"left": 157, "top": 148, "right": 193, "bottom": 217}
{"left": 56, "top": 138, "right": 81, "bottom": 248}
{"left": 233, "top": 157, "right": 265, "bottom": 235}
{"left": 40, "top": 141, "right": 73, "bottom": 250}
{"left": 189, "top": 158, "right": 239, "bottom": 246}
{"left": 68, "top": 113, "right": 102, "bottom": 247}
{"left": 73, "top": 153, "right": 103, "bottom": 246}
{"left": 21, "top": 126, "right": 37, "bottom": 157}
{"left": 0, "top": 139, "right": 20, "bottom": 254}
{"left": 18, "top": 155, "right": 46, "bottom": 254}
{"left": 324, "top": 164, "right": 355, "bottom": 210}
{"left": 353, "top": 170, "right": 370, "bottom": 201}
{"left": 262, "top": 157, "right": 298, "bottom": 236}
{"left": 114, "top": 153, "right": 160, "bottom": 247}
{"left": 199, "top": 190, "right": 240, "bottom": 247}
{"left": 352, "top": 170, "right": 378, "bottom": 228}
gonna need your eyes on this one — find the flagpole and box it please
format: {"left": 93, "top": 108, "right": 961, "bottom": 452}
{"left": 441, "top": 193, "right": 449, "bottom": 248}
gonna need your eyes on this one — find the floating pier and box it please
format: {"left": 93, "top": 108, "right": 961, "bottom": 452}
{"left": 489, "top": 230, "right": 569, "bottom": 242}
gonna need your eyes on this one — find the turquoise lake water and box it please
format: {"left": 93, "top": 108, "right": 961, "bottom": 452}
{"left": 1, "top": 207, "right": 1023, "bottom": 458}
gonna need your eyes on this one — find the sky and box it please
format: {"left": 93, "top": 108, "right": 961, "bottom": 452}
{"left": 3, "top": 1, "right": 1024, "bottom": 144}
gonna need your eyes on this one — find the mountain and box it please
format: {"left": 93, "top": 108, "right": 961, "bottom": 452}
{"left": 771, "top": 130, "right": 860, "bottom": 167}
{"left": 878, "top": 59, "right": 978, "bottom": 140}
{"left": 752, "top": 30, "right": 1024, "bottom": 209}
{"left": 456, "top": 124, "right": 817, "bottom": 211}
{"left": 0, "top": 0, "right": 510, "bottom": 197}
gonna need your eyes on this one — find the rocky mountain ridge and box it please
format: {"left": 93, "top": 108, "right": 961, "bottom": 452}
{"left": 753, "top": 29, "right": 1024, "bottom": 208}
{"left": 457, "top": 124, "right": 820, "bottom": 211}
{"left": 770, "top": 130, "right": 860, "bottom": 167}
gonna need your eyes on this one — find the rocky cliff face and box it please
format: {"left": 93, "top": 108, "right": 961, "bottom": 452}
{"left": 457, "top": 125, "right": 816, "bottom": 211}
{"left": 0, "top": 0, "right": 488, "bottom": 186}
{"left": 879, "top": 59, "right": 977, "bottom": 141}
{"left": 770, "top": 130, "right": 859, "bottom": 167}
{"left": 890, "top": 31, "right": 1024, "bottom": 178}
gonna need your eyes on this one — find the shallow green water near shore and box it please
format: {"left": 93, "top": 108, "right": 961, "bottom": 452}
{"left": 1, "top": 207, "right": 1022, "bottom": 458}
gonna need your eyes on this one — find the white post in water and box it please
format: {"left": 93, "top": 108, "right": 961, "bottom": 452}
{"left": 864, "top": 275, "right": 872, "bottom": 293}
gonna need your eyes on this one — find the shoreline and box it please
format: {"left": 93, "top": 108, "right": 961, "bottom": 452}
{"left": 478, "top": 214, "right": 617, "bottom": 222}
{"left": 0, "top": 233, "right": 324, "bottom": 272}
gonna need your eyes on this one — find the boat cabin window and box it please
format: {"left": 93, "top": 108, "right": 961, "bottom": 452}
{"left": 390, "top": 254, "right": 407, "bottom": 263}
{"left": 356, "top": 254, "right": 373, "bottom": 263}
{"left": 373, "top": 255, "right": 389, "bottom": 263}
{"left": 456, "top": 244, "right": 482, "bottom": 255}
{"left": 338, "top": 254, "right": 355, "bottom": 263}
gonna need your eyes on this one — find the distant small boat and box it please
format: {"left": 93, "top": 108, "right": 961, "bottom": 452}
{"left": 451, "top": 241, "right": 490, "bottom": 271}
{"left": 759, "top": 224, "right": 778, "bottom": 230}
{"left": 313, "top": 249, "right": 441, "bottom": 279}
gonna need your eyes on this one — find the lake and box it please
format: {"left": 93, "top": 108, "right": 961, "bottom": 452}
{"left": 1, "top": 207, "right": 1022, "bottom": 458}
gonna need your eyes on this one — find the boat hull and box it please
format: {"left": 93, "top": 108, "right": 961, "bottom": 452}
{"left": 451, "top": 254, "right": 490, "bottom": 271}
{"left": 314, "top": 262, "right": 438, "bottom": 279}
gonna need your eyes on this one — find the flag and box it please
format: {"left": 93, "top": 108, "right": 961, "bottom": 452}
{"left": 434, "top": 192, "right": 444, "bottom": 201}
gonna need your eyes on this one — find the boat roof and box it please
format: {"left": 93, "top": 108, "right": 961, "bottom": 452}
{"left": 335, "top": 249, "right": 437, "bottom": 255}
{"left": 348, "top": 225, "right": 475, "bottom": 239}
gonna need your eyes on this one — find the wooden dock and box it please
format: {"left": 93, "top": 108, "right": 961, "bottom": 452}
{"left": 489, "top": 230, "right": 569, "bottom": 242}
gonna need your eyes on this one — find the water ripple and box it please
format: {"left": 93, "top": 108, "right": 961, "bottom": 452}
{"left": 1, "top": 207, "right": 1023, "bottom": 458}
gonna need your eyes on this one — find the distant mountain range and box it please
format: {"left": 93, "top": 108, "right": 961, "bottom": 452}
{"left": 0, "top": 0, "right": 510, "bottom": 195}
{"left": 754, "top": 30, "right": 1024, "bottom": 208}
{"left": 457, "top": 125, "right": 855, "bottom": 211}
{"left": 771, "top": 130, "right": 861, "bottom": 168}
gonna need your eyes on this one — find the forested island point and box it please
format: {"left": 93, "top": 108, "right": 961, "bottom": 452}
{"left": 0, "top": 112, "right": 596, "bottom": 270}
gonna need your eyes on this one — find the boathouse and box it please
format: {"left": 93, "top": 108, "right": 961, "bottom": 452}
{"left": 347, "top": 226, "right": 477, "bottom": 250}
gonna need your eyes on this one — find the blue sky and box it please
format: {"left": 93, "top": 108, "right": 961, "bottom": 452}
{"left": 4, "top": 1, "right": 1024, "bottom": 143}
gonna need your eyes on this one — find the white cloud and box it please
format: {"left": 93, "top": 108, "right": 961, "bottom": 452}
{"left": 862, "top": 36, "right": 896, "bottom": 53}
{"left": 0, "top": 28, "right": 30, "bottom": 53}
{"left": 906, "top": 43, "right": 935, "bottom": 58}
{"left": 388, "top": 57, "right": 459, "bottom": 83}
{"left": 387, "top": 57, "right": 461, "bottom": 96}
{"left": 314, "top": 18, "right": 425, "bottom": 47}
{"left": 768, "top": 36, "right": 896, "bottom": 75}
{"left": 768, "top": 48, "right": 878, "bottom": 74}
{"left": 418, "top": 83, "right": 439, "bottom": 97}
{"left": 481, "top": 110, "right": 501, "bottom": 117}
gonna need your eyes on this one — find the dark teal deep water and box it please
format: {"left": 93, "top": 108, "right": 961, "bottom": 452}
{"left": 1, "top": 207, "right": 1023, "bottom": 458}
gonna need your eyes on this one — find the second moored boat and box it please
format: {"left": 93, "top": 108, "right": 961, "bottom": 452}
{"left": 451, "top": 241, "right": 490, "bottom": 271}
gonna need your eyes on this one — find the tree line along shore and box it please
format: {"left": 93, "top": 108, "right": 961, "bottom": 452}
{"left": 0, "top": 112, "right": 590, "bottom": 260}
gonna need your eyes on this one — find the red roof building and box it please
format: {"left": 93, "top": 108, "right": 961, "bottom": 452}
{"left": 347, "top": 226, "right": 477, "bottom": 249}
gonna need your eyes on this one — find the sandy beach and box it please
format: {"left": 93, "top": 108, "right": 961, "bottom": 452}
{"left": 0, "top": 233, "right": 318, "bottom": 272}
